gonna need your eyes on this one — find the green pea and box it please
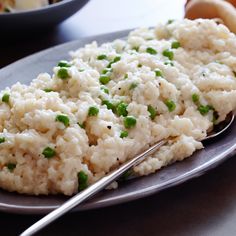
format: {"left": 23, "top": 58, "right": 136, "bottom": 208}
{"left": 117, "top": 102, "right": 128, "bottom": 117}
{"left": 148, "top": 105, "right": 157, "bottom": 120}
{"left": 167, "top": 19, "right": 174, "bottom": 24}
{"left": 44, "top": 88, "right": 53, "bottom": 92}
{"left": 155, "top": 69, "right": 163, "bottom": 77}
{"left": 165, "top": 99, "right": 176, "bottom": 112}
{"left": 97, "top": 54, "right": 107, "bottom": 60}
{"left": 55, "top": 114, "right": 70, "bottom": 127}
{"left": 146, "top": 47, "right": 157, "bottom": 55}
{"left": 192, "top": 93, "right": 200, "bottom": 104}
{"left": 88, "top": 106, "right": 99, "bottom": 116}
{"left": 57, "top": 68, "right": 70, "bottom": 80}
{"left": 102, "top": 100, "right": 115, "bottom": 111}
{"left": 124, "top": 116, "right": 137, "bottom": 129}
{"left": 2, "top": 93, "right": 10, "bottom": 103}
{"left": 58, "top": 60, "right": 71, "bottom": 67}
{"left": 0, "top": 137, "right": 5, "bottom": 143}
{"left": 6, "top": 163, "right": 16, "bottom": 171}
{"left": 78, "top": 171, "right": 88, "bottom": 191}
{"left": 99, "top": 75, "right": 110, "bottom": 85}
{"left": 101, "top": 86, "right": 109, "bottom": 94}
{"left": 198, "top": 105, "right": 212, "bottom": 115}
{"left": 120, "top": 130, "right": 128, "bottom": 138}
{"left": 129, "top": 82, "right": 138, "bottom": 90}
{"left": 42, "top": 147, "right": 56, "bottom": 158}
{"left": 171, "top": 41, "right": 181, "bottom": 49}
{"left": 162, "top": 49, "right": 174, "bottom": 60}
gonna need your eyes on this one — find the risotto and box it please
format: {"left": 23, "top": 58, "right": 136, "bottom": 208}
{"left": 0, "top": 19, "right": 236, "bottom": 195}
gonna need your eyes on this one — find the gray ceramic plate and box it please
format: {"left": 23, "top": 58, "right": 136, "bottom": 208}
{"left": 0, "top": 30, "right": 236, "bottom": 214}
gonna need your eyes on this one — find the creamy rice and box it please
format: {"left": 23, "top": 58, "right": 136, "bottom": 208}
{"left": 0, "top": 19, "right": 236, "bottom": 195}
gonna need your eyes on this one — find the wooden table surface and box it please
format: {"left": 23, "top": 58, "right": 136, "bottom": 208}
{"left": 1, "top": 1, "right": 236, "bottom": 235}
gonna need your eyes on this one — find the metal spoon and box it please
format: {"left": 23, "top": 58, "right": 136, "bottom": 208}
{"left": 20, "top": 112, "right": 235, "bottom": 236}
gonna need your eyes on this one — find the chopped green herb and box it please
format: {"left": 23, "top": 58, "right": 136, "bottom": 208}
{"left": 78, "top": 171, "right": 88, "bottom": 191}
{"left": 113, "top": 56, "right": 121, "bottom": 63}
{"left": 99, "top": 75, "right": 110, "bottom": 85}
{"left": 42, "top": 147, "right": 56, "bottom": 158}
{"left": 192, "top": 93, "right": 200, "bottom": 104}
{"left": 138, "top": 64, "right": 142, "bottom": 68}
{"left": 129, "top": 82, "right": 138, "bottom": 90}
{"left": 55, "top": 114, "right": 70, "bottom": 127}
{"left": 102, "top": 100, "right": 115, "bottom": 111}
{"left": 167, "top": 19, "right": 174, "bottom": 24}
{"left": 88, "top": 106, "right": 99, "bottom": 116}
{"left": 101, "top": 86, "right": 109, "bottom": 94}
{"left": 171, "top": 41, "right": 181, "bottom": 49}
{"left": 162, "top": 49, "right": 174, "bottom": 60}
{"left": 79, "top": 68, "right": 85, "bottom": 72}
{"left": 148, "top": 105, "right": 157, "bottom": 120}
{"left": 44, "top": 88, "right": 53, "bottom": 92}
{"left": 155, "top": 69, "right": 163, "bottom": 77}
{"left": 97, "top": 54, "right": 107, "bottom": 60}
{"left": 6, "top": 163, "right": 16, "bottom": 171}
{"left": 124, "top": 74, "right": 128, "bottom": 79}
{"left": 78, "top": 122, "right": 86, "bottom": 129}
{"left": 146, "top": 47, "right": 157, "bottom": 55}
{"left": 165, "top": 99, "right": 176, "bottom": 112}
{"left": 57, "top": 68, "right": 70, "bottom": 80}
{"left": 117, "top": 102, "right": 128, "bottom": 117}
{"left": 57, "top": 60, "right": 71, "bottom": 67}
{"left": 2, "top": 93, "right": 10, "bottom": 103}
{"left": 164, "top": 61, "right": 174, "bottom": 66}
{"left": 198, "top": 105, "right": 211, "bottom": 115}
{"left": 124, "top": 116, "right": 137, "bottom": 129}
{"left": 120, "top": 130, "right": 128, "bottom": 138}
{"left": 0, "top": 137, "right": 5, "bottom": 143}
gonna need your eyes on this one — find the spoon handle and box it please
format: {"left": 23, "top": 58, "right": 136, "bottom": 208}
{"left": 20, "top": 139, "right": 166, "bottom": 236}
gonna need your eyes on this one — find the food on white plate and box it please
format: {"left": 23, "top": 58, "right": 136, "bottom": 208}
{"left": 0, "top": 19, "right": 236, "bottom": 196}
{"left": 0, "top": 0, "right": 61, "bottom": 13}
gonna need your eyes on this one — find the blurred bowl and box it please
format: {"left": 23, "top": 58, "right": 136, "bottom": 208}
{"left": 0, "top": 0, "right": 89, "bottom": 32}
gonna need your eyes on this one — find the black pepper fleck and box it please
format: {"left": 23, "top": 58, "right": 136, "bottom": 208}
{"left": 107, "top": 126, "right": 112, "bottom": 129}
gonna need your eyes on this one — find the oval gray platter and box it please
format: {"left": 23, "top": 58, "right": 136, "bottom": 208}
{"left": 0, "top": 29, "right": 236, "bottom": 214}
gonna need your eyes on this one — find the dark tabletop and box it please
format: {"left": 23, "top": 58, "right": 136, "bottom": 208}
{"left": 2, "top": 0, "right": 236, "bottom": 235}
